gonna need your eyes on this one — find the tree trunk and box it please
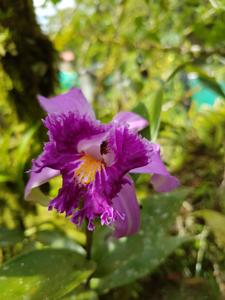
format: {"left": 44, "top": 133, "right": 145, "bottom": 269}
{"left": 0, "top": 0, "right": 57, "bottom": 122}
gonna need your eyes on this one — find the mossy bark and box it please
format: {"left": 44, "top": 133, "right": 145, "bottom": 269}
{"left": 0, "top": 0, "right": 57, "bottom": 122}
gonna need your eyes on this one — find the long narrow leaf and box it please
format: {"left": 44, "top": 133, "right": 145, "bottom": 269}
{"left": 150, "top": 86, "right": 164, "bottom": 141}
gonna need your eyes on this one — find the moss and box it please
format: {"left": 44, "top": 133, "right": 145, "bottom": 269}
{"left": 0, "top": 0, "right": 57, "bottom": 122}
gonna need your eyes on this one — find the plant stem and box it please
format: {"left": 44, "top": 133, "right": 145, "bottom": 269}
{"left": 86, "top": 223, "right": 93, "bottom": 261}
{"left": 85, "top": 222, "right": 93, "bottom": 289}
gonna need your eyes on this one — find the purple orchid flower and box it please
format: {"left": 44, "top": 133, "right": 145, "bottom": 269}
{"left": 25, "top": 88, "right": 179, "bottom": 238}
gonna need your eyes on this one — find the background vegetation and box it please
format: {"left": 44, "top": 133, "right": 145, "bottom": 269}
{"left": 0, "top": 0, "right": 225, "bottom": 299}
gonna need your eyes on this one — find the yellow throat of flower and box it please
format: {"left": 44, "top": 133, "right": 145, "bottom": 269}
{"left": 75, "top": 153, "right": 104, "bottom": 185}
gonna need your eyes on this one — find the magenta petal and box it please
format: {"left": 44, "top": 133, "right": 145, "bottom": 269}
{"left": 112, "top": 177, "right": 140, "bottom": 238}
{"left": 25, "top": 167, "right": 59, "bottom": 201}
{"left": 130, "top": 144, "right": 179, "bottom": 192}
{"left": 38, "top": 88, "right": 95, "bottom": 118}
{"left": 112, "top": 111, "right": 148, "bottom": 132}
{"left": 151, "top": 174, "right": 179, "bottom": 193}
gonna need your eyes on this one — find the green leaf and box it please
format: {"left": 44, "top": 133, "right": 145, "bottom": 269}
{"left": 194, "top": 209, "right": 225, "bottom": 247}
{"left": 15, "top": 124, "right": 39, "bottom": 191}
{"left": 131, "top": 102, "right": 150, "bottom": 183}
{"left": 132, "top": 102, "right": 149, "bottom": 120}
{"left": 17, "top": 124, "right": 39, "bottom": 173}
{"left": 62, "top": 290, "right": 98, "bottom": 300}
{"left": 36, "top": 229, "right": 85, "bottom": 255}
{"left": 0, "top": 174, "right": 12, "bottom": 183}
{"left": 0, "top": 228, "right": 24, "bottom": 247}
{"left": 51, "top": 0, "right": 61, "bottom": 4}
{"left": 0, "top": 249, "right": 95, "bottom": 300}
{"left": 92, "top": 189, "right": 189, "bottom": 293}
{"left": 149, "top": 87, "right": 164, "bottom": 141}
{"left": 166, "top": 61, "right": 191, "bottom": 83}
{"left": 132, "top": 102, "right": 150, "bottom": 139}
{"left": 50, "top": 0, "right": 62, "bottom": 4}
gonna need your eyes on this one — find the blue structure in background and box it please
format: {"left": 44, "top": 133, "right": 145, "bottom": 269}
{"left": 189, "top": 77, "right": 225, "bottom": 109}
{"left": 59, "top": 71, "right": 80, "bottom": 91}
{"left": 58, "top": 68, "right": 225, "bottom": 109}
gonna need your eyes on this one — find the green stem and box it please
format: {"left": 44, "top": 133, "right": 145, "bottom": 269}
{"left": 86, "top": 224, "right": 93, "bottom": 261}
{"left": 85, "top": 223, "right": 93, "bottom": 289}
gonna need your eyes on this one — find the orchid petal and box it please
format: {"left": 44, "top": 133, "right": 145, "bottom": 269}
{"left": 107, "top": 126, "right": 149, "bottom": 176}
{"left": 130, "top": 144, "right": 179, "bottom": 192}
{"left": 113, "top": 111, "right": 148, "bottom": 132}
{"left": 151, "top": 174, "right": 179, "bottom": 193}
{"left": 25, "top": 167, "right": 59, "bottom": 203}
{"left": 78, "top": 131, "right": 115, "bottom": 166}
{"left": 112, "top": 176, "right": 140, "bottom": 238}
{"left": 77, "top": 132, "right": 108, "bottom": 160}
{"left": 38, "top": 88, "right": 95, "bottom": 118}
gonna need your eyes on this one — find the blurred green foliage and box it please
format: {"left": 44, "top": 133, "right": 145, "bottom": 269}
{"left": 0, "top": 0, "right": 225, "bottom": 299}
